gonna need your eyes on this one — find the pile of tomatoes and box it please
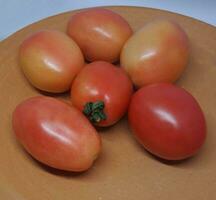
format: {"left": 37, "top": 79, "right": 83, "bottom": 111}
{"left": 12, "top": 8, "right": 206, "bottom": 172}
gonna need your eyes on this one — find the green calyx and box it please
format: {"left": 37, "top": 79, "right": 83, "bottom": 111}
{"left": 83, "top": 101, "right": 107, "bottom": 123}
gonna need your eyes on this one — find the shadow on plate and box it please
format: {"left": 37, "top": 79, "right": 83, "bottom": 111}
{"left": 132, "top": 135, "right": 207, "bottom": 168}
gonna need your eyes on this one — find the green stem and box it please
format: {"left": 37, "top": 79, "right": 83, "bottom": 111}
{"left": 83, "top": 101, "right": 107, "bottom": 123}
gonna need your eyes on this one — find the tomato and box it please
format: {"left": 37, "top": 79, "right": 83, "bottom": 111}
{"left": 19, "top": 30, "right": 84, "bottom": 93}
{"left": 12, "top": 96, "right": 101, "bottom": 172}
{"left": 67, "top": 8, "right": 132, "bottom": 63}
{"left": 128, "top": 83, "right": 206, "bottom": 160}
{"left": 121, "top": 19, "right": 189, "bottom": 88}
{"left": 71, "top": 61, "right": 133, "bottom": 127}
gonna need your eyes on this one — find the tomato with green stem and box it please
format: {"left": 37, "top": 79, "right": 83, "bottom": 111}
{"left": 71, "top": 61, "right": 133, "bottom": 127}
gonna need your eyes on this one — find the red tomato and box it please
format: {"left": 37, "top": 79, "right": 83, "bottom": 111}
{"left": 71, "top": 61, "right": 133, "bottom": 127}
{"left": 121, "top": 20, "right": 189, "bottom": 88}
{"left": 19, "top": 30, "right": 84, "bottom": 93}
{"left": 12, "top": 96, "right": 101, "bottom": 172}
{"left": 128, "top": 83, "right": 206, "bottom": 160}
{"left": 67, "top": 8, "right": 132, "bottom": 63}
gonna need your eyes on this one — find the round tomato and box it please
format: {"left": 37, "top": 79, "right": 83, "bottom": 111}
{"left": 19, "top": 30, "right": 84, "bottom": 93}
{"left": 67, "top": 8, "right": 132, "bottom": 63}
{"left": 12, "top": 96, "right": 101, "bottom": 172}
{"left": 121, "top": 19, "right": 189, "bottom": 88}
{"left": 71, "top": 61, "right": 133, "bottom": 127}
{"left": 128, "top": 83, "right": 206, "bottom": 160}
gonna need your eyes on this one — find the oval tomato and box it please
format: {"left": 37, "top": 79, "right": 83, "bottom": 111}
{"left": 121, "top": 19, "right": 189, "bottom": 88}
{"left": 128, "top": 83, "right": 206, "bottom": 160}
{"left": 19, "top": 30, "right": 84, "bottom": 93}
{"left": 71, "top": 61, "right": 133, "bottom": 127}
{"left": 12, "top": 96, "right": 101, "bottom": 172}
{"left": 67, "top": 8, "right": 132, "bottom": 63}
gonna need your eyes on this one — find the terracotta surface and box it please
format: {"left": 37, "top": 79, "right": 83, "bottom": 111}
{"left": 0, "top": 6, "right": 216, "bottom": 200}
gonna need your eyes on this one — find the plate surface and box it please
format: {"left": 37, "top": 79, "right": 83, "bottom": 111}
{"left": 0, "top": 6, "right": 216, "bottom": 200}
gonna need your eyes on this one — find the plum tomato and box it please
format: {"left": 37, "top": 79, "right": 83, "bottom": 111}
{"left": 128, "top": 83, "right": 206, "bottom": 160}
{"left": 19, "top": 30, "right": 84, "bottom": 93}
{"left": 67, "top": 8, "right": 132, "bottom": 63}
{"left": 121, "top": 19, "right": 189, "bottom": 88}
{"left": 71, "top": 61, "right": 133, "bottom": 127}
{"left": 12, "top": 96, "right": 101, "bottom": 172}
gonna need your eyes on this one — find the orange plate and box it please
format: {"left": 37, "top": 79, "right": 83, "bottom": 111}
{"left": 0, "top": 6, "right": 216, "bottom": 200}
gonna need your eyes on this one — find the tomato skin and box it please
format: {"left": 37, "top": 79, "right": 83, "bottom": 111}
{"left": 19, "top": 30, "right": 84, "bottom": 93}
{"left": 12, "top": 96, "right": 101, "bottom": 172}
{"left": 128, "top": 83, "right": 206, "bottom": 160}
{"left": 71, "top": 61, "right": 133, "bottom": 127}
{"left": 67, "top": 8, "right": 132, "bottom": 63}
{"left": 121, "top": 20, "right": 189, "bottom": 88}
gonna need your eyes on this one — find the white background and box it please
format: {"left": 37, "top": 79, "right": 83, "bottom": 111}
{"left": 0, "top": 0, "right": 216, "bottom": 41}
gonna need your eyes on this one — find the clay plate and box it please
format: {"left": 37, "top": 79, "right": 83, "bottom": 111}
{"left": 0, "top": 6, "right": 216, "bottom": 200}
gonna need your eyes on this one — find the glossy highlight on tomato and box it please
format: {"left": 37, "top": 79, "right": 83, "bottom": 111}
{"left": 19, "top": 30, "right": 84, "bottom": 93}
{"left": 121, "top": 19, "right": 189, "bottom": 88}
{"left": 12, "top": 96, "right": 101, "bottom": 172}
{"left": 128, "top": 83, "right": 206, "bottom": 160}
{"left": 67, "top": 8, "right": 133, "bottom": 63}
{"left": 71, "top": 61, "right": 133, "bottom": 127}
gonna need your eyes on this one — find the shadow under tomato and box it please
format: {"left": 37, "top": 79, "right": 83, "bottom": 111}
{"left": 36, "top": 89, "right": 72, "bottom": 106}
{"left": 36, "top": 148, "right": 107, "bottom": 178}
{"left": 84, "top": 59, "right": 120, "bottom": 66}
{"left": 95, "top": 123, "right": 116, "bottom": 133}
{"left": 125, "top": 120, "right": 205, "bottom": 168}
{"left": 38, "top": 89, "right": 70, "bottom": 99}
{"left": 14, "top": 141, "right": 95, "bottom": 177}
{"left": 19, "top": 71, "right": 71, "bottom": 100}
{"left": 95, "top": 115, "right": 130, "bottom": 133}
{"left": 132, "top": 136, "right": 205, "bottom": 167}
{"left": 39, "top": 152, "right": 106, "bottom": 179}
{"left": 33, "top": 159, "right": 87, "bottom": 177}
